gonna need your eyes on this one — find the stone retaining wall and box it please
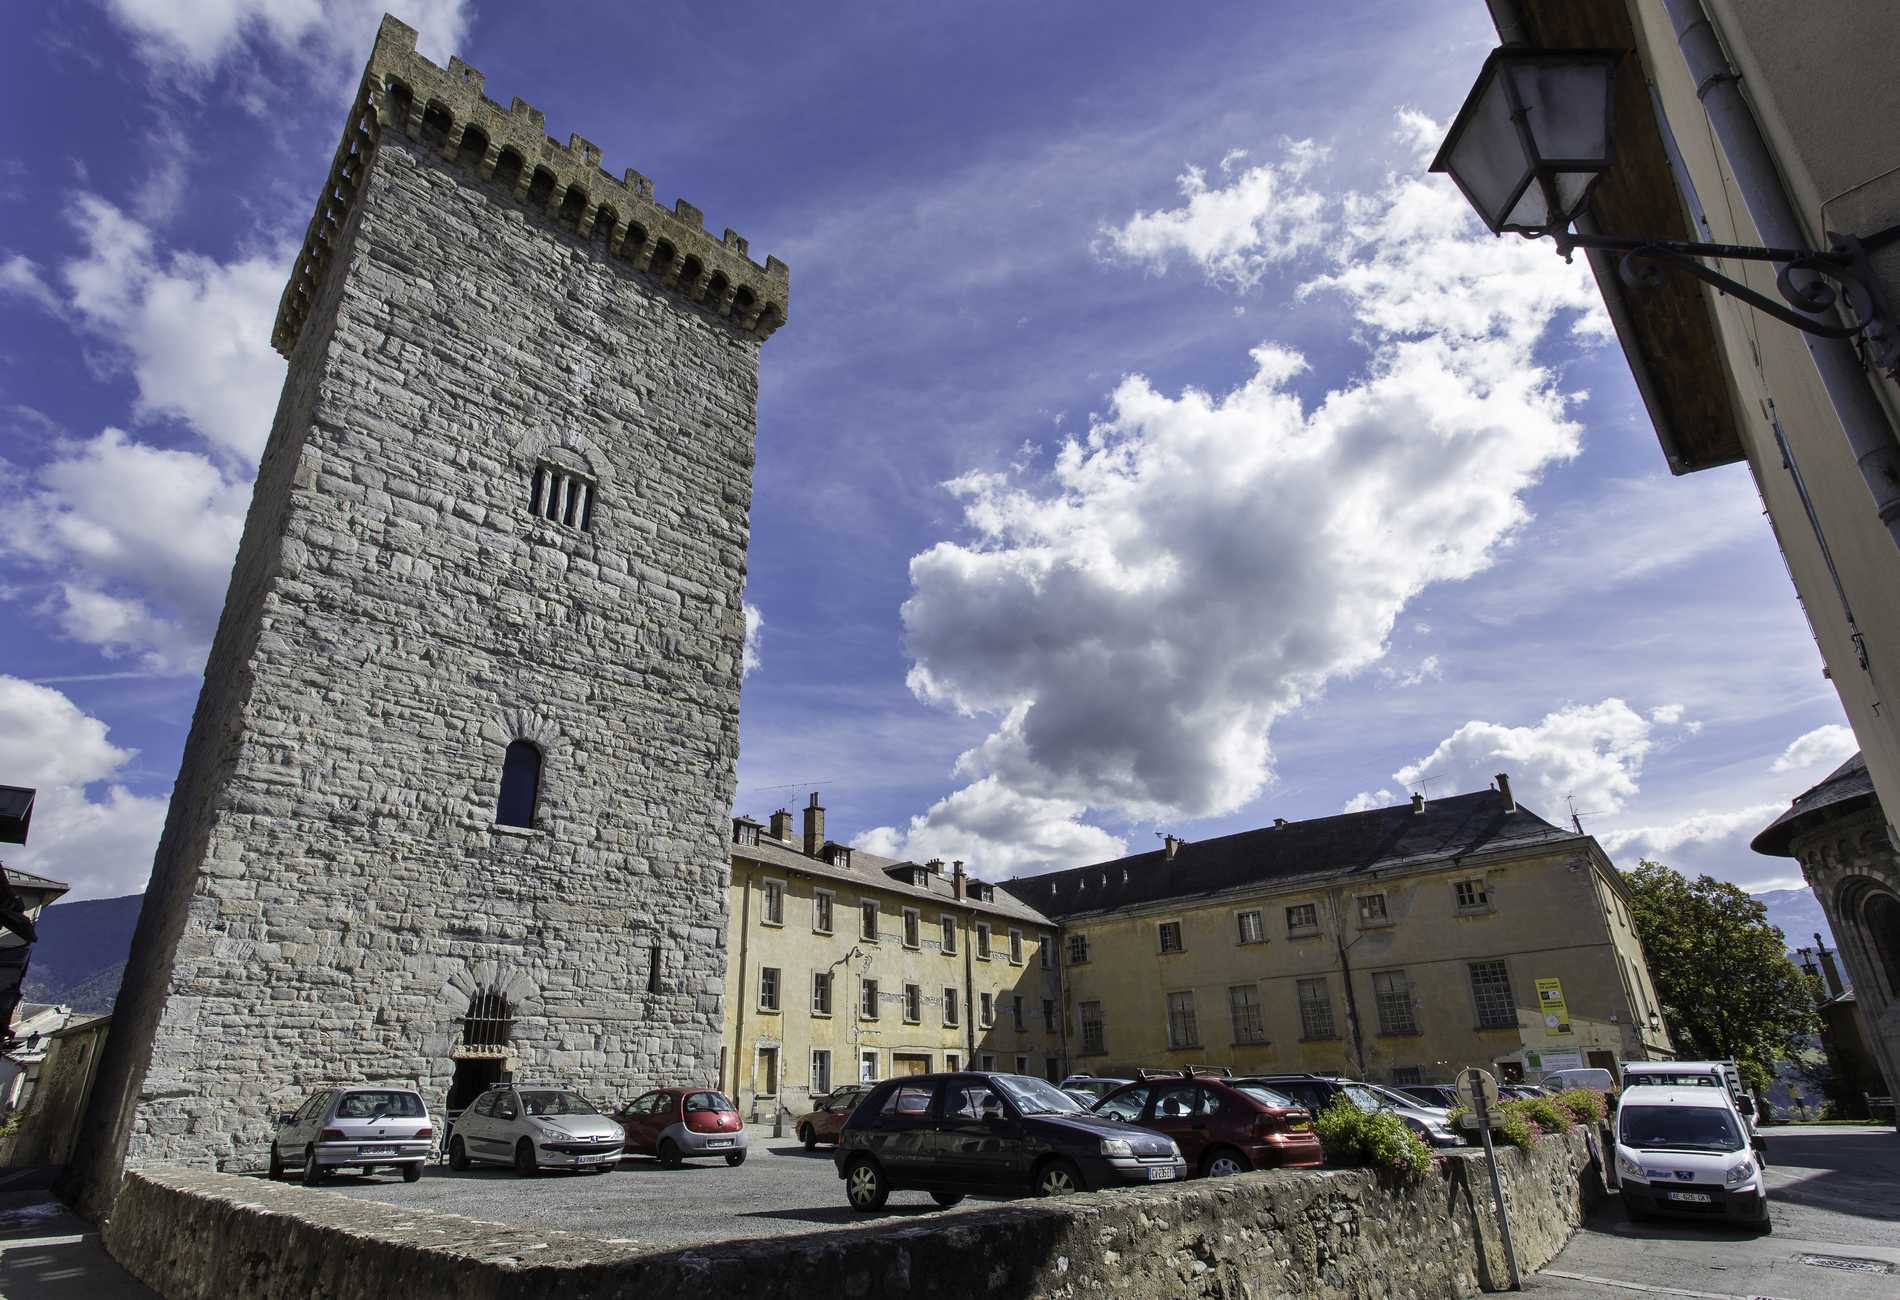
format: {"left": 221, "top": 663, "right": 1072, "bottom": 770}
{"left": 104, "top": 1130, "right": 1604, "bottom": 1300}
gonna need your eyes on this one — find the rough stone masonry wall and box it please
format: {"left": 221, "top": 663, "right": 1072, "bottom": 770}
{"left": 67, "top": 115, "right": 763, "bottom": 1211}
{"left": 103, "top": 1130, "right": 1605, "bottom": 1300}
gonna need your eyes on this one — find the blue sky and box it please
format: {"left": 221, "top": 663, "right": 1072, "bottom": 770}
{"left": 0, "top": 0, "right": 1857, "bottom": 905}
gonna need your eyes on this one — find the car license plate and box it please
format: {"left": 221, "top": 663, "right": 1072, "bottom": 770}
{"left": 1148, "top": 1166, "right": 1177, "bottom": 1181}
{"left": 706, "top": 1139, "right": 733, "bottom": 1148}
{"left": 358, "top": 1146, "right": 395, "bottom": 1157}
{"left": 1666, "top": 1191, "right": 1712, "bottom": 1203}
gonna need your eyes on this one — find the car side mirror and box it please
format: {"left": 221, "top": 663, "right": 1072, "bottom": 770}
{"left": 277, "top": 1113, "right": 294, "bottom": 1126}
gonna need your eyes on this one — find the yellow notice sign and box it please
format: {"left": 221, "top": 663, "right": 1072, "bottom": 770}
{"left": 1535, "top": 978, "right": 1573, "bottom": 1035}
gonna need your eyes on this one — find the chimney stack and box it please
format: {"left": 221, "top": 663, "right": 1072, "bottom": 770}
{"left": 1496, "top": 772, "right": 1516, "bottom": 814}
{"left": 768, "top": 808, "right": 794, "bottom": 842}
{"left": 1814, "top": 933, "right": 1845, "bottom": 998}
{"left": 926, "top": 858, "right": 945, "bottom": 875}
{"left": 1411, "top": 791, "right": 1425, "bottom": 814}
{"left": 802, "top": 792, "right": 825, "bottom": 858}
{"left": 1163, "top": 835, "right": 1181, "bottom": 861}
{"left": 951, "top": 861, "right": 966, "bottom": 899}
{"left": 1273, "top": 818, "right": 1288, "bottom": 827}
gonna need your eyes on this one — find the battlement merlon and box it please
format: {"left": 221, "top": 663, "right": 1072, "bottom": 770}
{"left": 271, "top": 14, "right": 790, "bottom": 358}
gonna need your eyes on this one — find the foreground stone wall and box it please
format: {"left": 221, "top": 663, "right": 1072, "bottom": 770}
{"left": 105, "top": 1130, "right": 1604, "bottom": 1300}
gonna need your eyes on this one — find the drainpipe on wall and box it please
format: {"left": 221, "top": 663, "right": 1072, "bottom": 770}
{"left": 732, "top": 861, "right": 751, "bottom": 1112}
{"left": 1328, "top": 888, "right": 1368, "bottom": 1078}
{"left": 1661, "top": 0, "right": 1900, "bottom": 555}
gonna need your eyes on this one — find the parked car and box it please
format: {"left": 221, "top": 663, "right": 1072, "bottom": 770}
{"left": 1620, "top": 1059, "right": 1764, "bottom": 1161}
{"left": 1241, "top": 1074, "right": 1463, "bottom": 1148}
{"left": 796, "top": 1085, "right": 873, "bottom": 1150}
{"left": 270, "top": 1085, "right": 434, "bottom": 1184}
{"left": 1397, "top": 1084, "right": 1462, "bottom": 1110}
{"left": 835, "top": 1072, "right": 1186, "bottom": 1211}
{"left": 1613, "top": 1085, "right": 1769, "bottom": 1231}
{"left": 1500, "top": 1084, "right": 1548, "bottom": 1100}
{"left": 616, "top": 1086, "right": 748, "bottom": 1167}
{"left": 1092, "top": 1075, "right": 1322, "bottom": 1176}
{"left": 1541, "top": 1067, "right": 1616, "bottom": 1094}
{"left": 447, "top": 1084, "right": 624, "bottom": 1175}
{"left": 1059, "top": 1074, "right": 1135, "bottom": 1103}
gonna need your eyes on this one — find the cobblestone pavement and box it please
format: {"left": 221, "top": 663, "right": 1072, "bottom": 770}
{"left": 323, "top": 1132, "right": 968, "bottom": 1247}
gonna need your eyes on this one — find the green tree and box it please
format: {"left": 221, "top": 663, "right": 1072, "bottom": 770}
{"left": 1621, "top": 860, "right": 1819, "bottom": 1093}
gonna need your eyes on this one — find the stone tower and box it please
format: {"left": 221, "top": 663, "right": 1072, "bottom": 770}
{"left": 67, "top": 15, "right": 787, "bottom": 1209}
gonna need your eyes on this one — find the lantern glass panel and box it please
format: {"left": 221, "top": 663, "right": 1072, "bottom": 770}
{"left": 1440, "top": 70, "right": 1532, "bottom": 229}
{"left": 1505, "top": 58, "right": 1614, "bottom": 166}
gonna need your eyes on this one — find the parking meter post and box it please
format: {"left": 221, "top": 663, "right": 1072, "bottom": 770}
{"left": 1474, "top": 1090, "right": 1523, "bottom": 1291}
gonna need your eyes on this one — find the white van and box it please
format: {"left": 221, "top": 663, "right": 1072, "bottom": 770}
{"left": 1540, "top": 1067, "right": 1615, "bottom": 1093}
{"left": 1613, "top": 1086, "right": 1770, "bottom": 1231}
{"left": 1621, "top": 1060, "right": 1764, "bottom": 1160}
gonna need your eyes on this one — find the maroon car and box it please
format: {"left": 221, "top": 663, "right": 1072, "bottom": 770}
{"left": 796, "top": 1084, "right": 873, "bottom": 1150}
{"left": 1093, "top": 1075, "right": 1322, "bottom": 1177}
{"left": 614, "top": 1087, "right": 749, "bottom": 1167}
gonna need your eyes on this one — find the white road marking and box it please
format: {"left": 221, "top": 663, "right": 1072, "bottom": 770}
{"left": 0, "top": 1232, "right": 95, "bottom": 1250}
{"left": 1538, "top": 1269, "right": 1794, "bottom": 1300}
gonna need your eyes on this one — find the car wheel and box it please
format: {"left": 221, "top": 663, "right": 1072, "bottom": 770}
{"left": 402, "top": 1163, "right": 423, "bottom": 1184}
{"left": 300, "top": 1145, "right": 326, "bottom": 1186}
{"left": 1201, "top": 1147, "right": 1249, "bottom": 1178}
{"left": 1752, "top": 1210, "right": 1773, "bottom": 1235}
{"left": 448, "top": 1136, "right": 470, "bottom": 1171}
{"left": 657, "top": 1138, "right": 683, "bottom": 1169}
{"left": 1036, "top": 1157, "right": 1086, "bottom": 1197}
{"left": 514, "top": 1138, "right": 538, "bottom": 1177}
{"left": 725, "top": 1151, "right": 747, "bottom": 1167}
{"left": 268, "top": 1143, "right": 285, "bottom": 1181}
{"left": 799, "top": 1124, "right": 817, "bottom": 1151}
{"left": 930, "top": 1192, "right": 965, "bottom": 1208}
{"left": 844, "top": 1157, "right": 888, "bottom": 1212}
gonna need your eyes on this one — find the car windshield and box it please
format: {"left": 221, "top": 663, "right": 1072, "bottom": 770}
{"left": 683, "top": 1091, "right": 734, "bottom": 1113}
{"left": 1365, "top": 1085, "right": 1427, "bottom": 1110}
{"left": 1235, "top": 1084, "right": 1298, "bottom": 1109}
{"left": 520, "top": 1090, "right": 599, "bottom": 1117}
{"left": 994, "top": 1074, "right": 1089, "bottom": 1115}
{"left": 336, "top": 1090, "right": 425, "bottom": 1119}
{"left": 1619, "top": 1105, "right": 1743, "bottom": 1153}
{"left": 1341, "top": 1084, "right": 1386, "bottom": 1113}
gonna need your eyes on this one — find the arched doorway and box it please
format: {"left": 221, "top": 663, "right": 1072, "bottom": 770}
{"left": 447, "top": 987, "right": 514, "bottom": 1112}
{"left": 1864, "top": 891, "right": 1900, "bottom": 998}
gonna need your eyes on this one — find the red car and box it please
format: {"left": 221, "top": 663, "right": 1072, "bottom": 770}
{"left": 614, "top": 1087, "right": 749, "bottom": 1167}
{"left": 1093, "top": 1075, "right": 1322, "bottom": 1177}
{"left": 795, "top": 1084, "right": 873, "bottom": 1150}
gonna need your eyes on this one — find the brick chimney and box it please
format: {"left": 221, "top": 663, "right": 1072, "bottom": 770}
{"left": 951, "top": 861, "right": 966, "bottom": 899}
{"left": 1411, "top": 792, "right": 1425, "bottom": 814}
{"left": 1496, "top": 772, "right": 1516, "bottom": 814}
{"left": 1163, "top": 835, "right": 1182, "bottom": 861}
{"left": 802, "top": 792, "right": 825, "bottom": 858}
{"left": 1273, "top": 818, "right": 1288, "bottom": 827}
{"left": 768, "top": 808, "right": 793, "bottom": 842}
{"left": 1814, "top": 933, "right": 1845, "bottom": 998}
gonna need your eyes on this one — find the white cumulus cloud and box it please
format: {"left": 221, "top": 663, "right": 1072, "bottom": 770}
{"left": 742, "top": 603, "right": 764, "bottom": 677}
{"left": 863, "top": 121, "right": 1605, "bottom": 874}
{"left": 0, "top": 676, "right": 168, "bottom": 900}
{"left": 1597, "top": 803, "right": 1786, "bottom": 860}
{"left": 1771, "top": 723, "right": 1857, "bottom": 774}
{"left": 1343, "top": 789, "right": 1396, "bottom": 814}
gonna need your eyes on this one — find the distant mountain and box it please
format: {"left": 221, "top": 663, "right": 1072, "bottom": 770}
{"left": 19, "top": 893, "right": 141, "bottom": 1013}
{"left": 1752, "top": 887, "right": 1837, "bottom": 957}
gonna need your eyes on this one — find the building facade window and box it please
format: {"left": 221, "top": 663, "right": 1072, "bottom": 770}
{"left": 1011, "top": 995, "right": 1024, "bottom": 1031}
{"left": 940, "top": 914, "right": 957, "bottom": 954}
{"left": 761, "top": 879, "right": 784, "bottom": 926}
{"left": 1285, "top": 903, "right": 1318, "bottom": 934}
{"left": 1358, "top": 893, "right": 1390, "bottom": 926}
{"left": 980, "top": 1054, "right": 996, "bottom": 1071}
{"left": 1158, "top": 921, "right": 1184, "bottom": 953}
{"left": 860, "top": 1049, "right": 878, "bottom": 1083}
{"left": 756, "top": 1046, "right": 779, "bottom": 1097}
{"left": 904, "top": 983, "right": 922, "bottom": 1023}
{"left": 1229, "top": 985, "right": 1266, "bottom": 1044}
{"left": 758, "top": 966, "right": 780, "bottom": 1012}
{"left": 1042, "top": 997, "right": 1055, "bottom": 1027}
{"left": 1009, "top": 928, "right": 1024, "bottom": 964}
{"left": 1039, "top": 934, "right": 1052, "bottom": 969}
{"left": 1166, "top": 991, "right": 1200, "bottom": 1049}
{"left": 1469, "top": 959, "right": 1516, "bottom": 1028}
{"left": 861, "top": 979, "right": 880, "bottom": 1019}
{"left": 945, "top": 1052, "right": 961, "bottom": 1072}
{"left": 1236, "top": 909, "right": 1266, "bottom": 944}
{"left": 1391, "top": 1066, "right": 1423, "bottom": 1086}
{"left": 1045, "top": 1057, "right": 1059, "bottom": 1082}
{"left": 976, "top": 923, "right": 992, "bottom": 959}
{"left": 811, "top": 1049, "right": 831, "bottom": 1095}
{"left": 861, "top": 900, "right": 879, "bottom": 941}
{"left": 812, "top": 971, "right": 832, "bottom": 1016}
{"left": 529, "top": 462, "right": 597, "bottom": 531}
{"left": 495, "top": 740, "right": 542, "bottom": 828}
{"left": 1068, "top": 932, "right": 1091, "bottom": 965}
{"left": 1297, "top": 977, "right": 1336, "bottom": 1040}
{"left": 1015, "top": 1055, "right": 1029, "bottom": 1074}
{"left": 943, "top": 987, "right": 959, "bottom": 1027}
{"left": 1373, "top": 969, "right": 1416, "bottom": 1034}
{"left": 1080, "top": 1001, "right": 1106, "bottom": 1055}
{"left": 903, "top": 908, "right": 921, "bottom": 948}
{"left": 813, "top": 890, "right": 834, "bottom": 934}
{"left": 980, "top": 992, "right": 994, "bottom": 1027}
{"left": 1455, "top": 878, "right": 1490, "bottom": 910}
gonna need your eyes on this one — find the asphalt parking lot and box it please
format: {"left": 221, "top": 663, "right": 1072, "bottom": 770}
{"left": 324, "top": 1131, "right": 975, "bottom": 1248}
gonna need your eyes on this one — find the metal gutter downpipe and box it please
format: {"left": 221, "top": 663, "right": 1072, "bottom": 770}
{"left": 1663, "top": 0, "right": 1900, "bottom": 553}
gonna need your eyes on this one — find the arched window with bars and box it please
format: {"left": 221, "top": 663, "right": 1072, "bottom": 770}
{"left": 461, "top": 988, "right": 514, "bottom": 1051}
{"left": 528, "top": 463, "right": 596, "bottom": 532}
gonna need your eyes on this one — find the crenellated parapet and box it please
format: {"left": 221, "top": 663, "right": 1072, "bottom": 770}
{"left": 271, "top": 14, "right": 790, "bottom": 357}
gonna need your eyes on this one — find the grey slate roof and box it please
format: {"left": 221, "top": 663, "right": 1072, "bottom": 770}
{"left": 1002, "top": 788, "right": 1577, "bottom": 921}
{"left": 734, "top": 836, "right": 1057, "bottom": 927}
{"left": 1751, "top": 752, "right": 1876, "bottom": 857}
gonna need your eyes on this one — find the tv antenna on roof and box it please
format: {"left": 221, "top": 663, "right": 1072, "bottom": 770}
{"left": 1565, "top": 795, "right": 1604, "bottom": 835}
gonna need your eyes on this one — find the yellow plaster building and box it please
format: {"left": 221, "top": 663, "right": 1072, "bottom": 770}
{"left": 1004, "top": 778, "right": 1673, "bottom": 1085}
{"left": 723, "top": 796, "right": 1064, "bottom": 1118}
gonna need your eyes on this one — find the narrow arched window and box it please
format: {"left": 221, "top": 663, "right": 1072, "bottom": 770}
{"left": 496, "top": 740, "right": 542, "bottom": 828}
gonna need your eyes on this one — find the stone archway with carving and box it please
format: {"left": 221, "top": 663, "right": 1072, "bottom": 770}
{"left": 511, "top": 426, "right": 613, "bottom": 534}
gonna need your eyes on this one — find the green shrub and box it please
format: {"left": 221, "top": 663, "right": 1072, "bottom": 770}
{"left": 1489, "top": 1099, "right": 1539, "bottom": 1148}
{"left": 1553, "top": 1088, "right": 1607, "bottom": 1125}
{"left": 1517, "top": 1096, "right": 1574, "bottom": 1136}
{"left": 1315, "top": 1098, "right": 1432, "bottom": 1181}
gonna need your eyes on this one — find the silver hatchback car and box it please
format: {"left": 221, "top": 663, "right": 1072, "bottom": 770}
{"left": 448, "top": 1084, "right": 625, "bottom": 1175}
{"left": 270, "top": 1086, "right": 435, "bottom": 1184}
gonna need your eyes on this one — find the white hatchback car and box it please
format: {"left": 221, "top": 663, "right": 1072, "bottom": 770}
{"left": 448, "top": 1084, "right": 625, "bottom": 1175}
{"left": 1613, "top": 1085, "right": 1770, "bottom": 1231}
{"left": 270, "top": 1085, "right": 435, "bottom": 1184}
